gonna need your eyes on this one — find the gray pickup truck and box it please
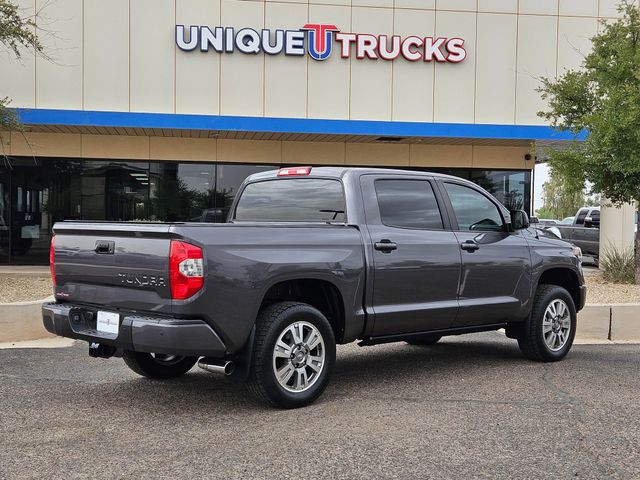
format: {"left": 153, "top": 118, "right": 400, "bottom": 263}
{"left": 43, "top": 167, "right": 586, "bottom": 408}
{"left": 546, "top": 207, "right": 600, "bottom": 260}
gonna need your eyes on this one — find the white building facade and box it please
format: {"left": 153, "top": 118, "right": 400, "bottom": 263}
{"left": 0, "top": 0, "right": 629, "bottom": 264}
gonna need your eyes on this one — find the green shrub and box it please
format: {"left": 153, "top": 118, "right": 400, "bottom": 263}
{"left": 600, "top": 245, "right": 636, "bottom": 284}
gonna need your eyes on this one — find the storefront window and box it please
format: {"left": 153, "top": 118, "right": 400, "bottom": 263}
{"left": 149, "top": 162, "right": 217, "bottom": 222}
{"left": 215, "top": 164, "right": 277, "bottom": 219}
{"left": 1, "top": 158, "right": 81, "bottom": 265}
{"left": 427, "top": 168, "right": 532, "bottom": 215}
{"left": 0, "top": 157, "right": 531, "bottom": 264}
{"left": 81, "top": 160, "right": 150, "bottom": 221}
{"left": 0, "top": 164, "right": 9, "bottom": 264}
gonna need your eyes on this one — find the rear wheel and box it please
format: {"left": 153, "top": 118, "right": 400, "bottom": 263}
{"left": 517, "top": 285, "right": 576, "bottom": 362}
{"left": 247, "top": 302, "right": 336, "bottom": 409}
{"left": 122, "top": 351, "right": 198, "bottom": 379}
{"left": 406, "top": 335, "right": 442, "bottom": 346}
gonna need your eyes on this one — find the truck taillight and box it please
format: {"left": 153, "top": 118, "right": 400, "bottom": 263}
{"left": 169, "top": 240, "right": 204, "bottom": 300}
{"left": 49, "top": 235, "right": 56, "bottom": 287}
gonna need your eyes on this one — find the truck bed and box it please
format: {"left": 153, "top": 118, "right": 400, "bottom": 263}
{"left": 52, "top": 221, "right": 367, "bottom": 352}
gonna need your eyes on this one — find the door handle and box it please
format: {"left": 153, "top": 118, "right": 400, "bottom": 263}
{"left": 460, "top": 240, "right": 479, "bottom": 252}
{"left": 374, "top": 240, "right": 397, "bottom": 252}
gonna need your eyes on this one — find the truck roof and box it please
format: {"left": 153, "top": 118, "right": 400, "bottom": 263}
{"left": 246, "top": 166, "right": 471, "bottom": 183}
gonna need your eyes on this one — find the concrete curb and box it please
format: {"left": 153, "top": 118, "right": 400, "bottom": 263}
{"left": 577, "top": 304, "right": 640, "bottom": 342}
{"left": 0, "top": 297, "right": 55, "bottom": 343}
{"left": 0, "top": 299, "right": 638, "bottom": 344}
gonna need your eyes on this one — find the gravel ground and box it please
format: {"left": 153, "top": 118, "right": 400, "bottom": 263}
{"left": 1, "top": 335, "right": 639, "bottom": 479}
{"left": 0, "top": 274, "right": 53, "bottom": 303}
{"left": 584, "top": 270, "right": 640, "bottom": 304}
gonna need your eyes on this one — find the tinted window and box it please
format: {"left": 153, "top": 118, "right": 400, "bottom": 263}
{"left": 216, "top": 164, "right": 277, "bottom": 219}
{"left": 415, "top": 168, "right": 532, "bottom": 215}
{"left": 234, "top": 179, "right": 345, "bottom": 222}
{"left": 444, "top": 182, "right": 504, "bottom": 232}
{"left": 590, "top": 210, "right": 600, "bottom": 220}
{"left": 575, "top": 209, "right": 589, "bottom": 225}
{"left": 375, "top": 179, "right": 443, "bottom": 229}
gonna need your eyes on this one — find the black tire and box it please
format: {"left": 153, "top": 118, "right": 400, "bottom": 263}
{"left": 122, "top": 351, "right": 198, "bottom": 379}
{"left": 247, "top": 301, "right": 336, "bottom": 409}
{"left": 517, "top": 285, "right": 577, "bottom": 362}
{"left": 406, "top": 335, "right": 442, "bottom": 346}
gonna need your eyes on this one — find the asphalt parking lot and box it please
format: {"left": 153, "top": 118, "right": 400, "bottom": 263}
{"left": 1, "top": 333, "right": 638, "bottom": 479}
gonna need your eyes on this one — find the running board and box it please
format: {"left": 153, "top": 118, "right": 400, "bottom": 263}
{"left": 358, "top": 323, "right": 508, "bottom": 347}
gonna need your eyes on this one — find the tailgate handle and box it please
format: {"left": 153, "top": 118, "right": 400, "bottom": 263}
{"left": 95, "top": 240, "right": 115, "bottom": 255}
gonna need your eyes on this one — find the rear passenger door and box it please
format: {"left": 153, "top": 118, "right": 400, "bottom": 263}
{"left": 438, "top": 181, "right": 532, "bottom": 327}
{"left": 361, "top": 175, "right": 461, "bottom": 336}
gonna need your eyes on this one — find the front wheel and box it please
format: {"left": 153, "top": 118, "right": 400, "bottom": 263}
{"left": 247, "top": 302, "right": 336, "bottom": 408}
{"left": 517, "top": 285, "right": 577, "bottom": 362}
{"left": 122, "top": 351, "right": 198, "bottom": 379}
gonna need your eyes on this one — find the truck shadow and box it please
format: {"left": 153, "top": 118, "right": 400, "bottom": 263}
{"left": 85, "top": 336, "right": 530, "bottom": 412}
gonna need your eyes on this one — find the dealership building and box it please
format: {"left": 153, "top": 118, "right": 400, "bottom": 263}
{"left": 0, "top": 0, "right": 626, "bottom": 264}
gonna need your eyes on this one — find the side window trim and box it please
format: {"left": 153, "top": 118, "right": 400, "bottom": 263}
{"left": 438, "top": 180, "right": 507, "bottom": 233}
{"left": 434, "top": 179, "right": 459, "bottom": 231}
{"left": 373, "top": 177, "right": 446, "bottom": 231}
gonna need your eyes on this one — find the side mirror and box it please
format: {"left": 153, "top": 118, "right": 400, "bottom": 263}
{"left": 511, "top": 210, "right": 530, "bottom": 230}
{"left": 584, "top": 217, "right": 599, "bottom": 229}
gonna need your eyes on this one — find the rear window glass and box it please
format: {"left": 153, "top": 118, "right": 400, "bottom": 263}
{"left": 234, "top": 179, "right": 346, "bottom": 222}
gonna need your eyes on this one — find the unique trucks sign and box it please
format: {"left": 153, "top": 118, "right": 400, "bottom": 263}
{"left": 176, "top": 24, "right": 466, "bottom": 63}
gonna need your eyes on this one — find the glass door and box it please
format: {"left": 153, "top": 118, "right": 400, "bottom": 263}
{"left": 8, "top": 158, "right": 81, "bottom": 264}
{"left": 0, "top": 162, "right": 9, "bottom": 264}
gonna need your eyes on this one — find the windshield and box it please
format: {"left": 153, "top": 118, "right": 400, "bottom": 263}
{"left": 234, "top": 178, "right": 346, "bottom": 222}
{"left": 560, "top": 217, "right": 574, "bottom": 224}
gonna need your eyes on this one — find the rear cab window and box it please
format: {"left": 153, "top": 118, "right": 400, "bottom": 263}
{"left": 234, "top": 178, "right": 346, "bottom": 222}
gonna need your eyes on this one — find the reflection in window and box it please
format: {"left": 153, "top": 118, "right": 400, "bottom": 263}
{"left": 418, "top": 168, "right": 532, "bottom": 215}
{"left": 235, "top": 179, "right": 345, "bottom": 222}
{"left": 216, "top": 164, "right": 276, "bottom": 220}
{"left": 150, "top": 163, "right": 217, "bottom": 222}
{"left": 81, "top": 161, "right": 150, "bottom": 221}
{"left": 148, "top": 163, "right": 278, "bottom": 222}
{"left": 444, "top": 182, "right": 504, "bottom": 232}
{"left": 375, "top": 179, "right": 443, "bottom": 230}
{"left": 0, "top": 169, "right": 7, "bottom": 264}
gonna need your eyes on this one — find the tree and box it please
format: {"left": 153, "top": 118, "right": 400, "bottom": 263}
{"left": 0, "top": 0, "right": 43, "bottom": 136}
{"left": 536, "top": 167, "right": 586, "bottom": 220}
{"left": 538, "top": 1, "right": 640, "bottom": 283}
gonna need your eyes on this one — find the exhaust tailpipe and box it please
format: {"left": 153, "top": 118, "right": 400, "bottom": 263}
{"left": 197, "top": 358, "right": 235, "bottom": 376}
{"left": 89, "top": 342, "right": 117, "bottom": 358}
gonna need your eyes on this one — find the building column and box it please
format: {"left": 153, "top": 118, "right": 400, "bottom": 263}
{"left": 599, "top": 199, "right": 637, "bottom": 254}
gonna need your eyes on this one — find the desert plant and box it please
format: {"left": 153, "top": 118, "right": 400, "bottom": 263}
{"left": 600, "top": 245, "right": 636, "bottom": 284}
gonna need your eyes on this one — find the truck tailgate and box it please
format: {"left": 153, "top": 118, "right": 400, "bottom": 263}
{"left": 53, "top": 222, "right": 173, "bottom": 313}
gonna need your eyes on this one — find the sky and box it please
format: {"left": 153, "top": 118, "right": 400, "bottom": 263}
{"left": 533, "top": 162, "right": 550, "bottom": 214}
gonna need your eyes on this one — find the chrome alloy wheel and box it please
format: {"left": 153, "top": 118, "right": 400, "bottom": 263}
{"left": 150, "top": 353, "right": 183, "bottom": 366}
{"left": 542, "top": 299, "right": 571, "bottom": 352}
{"left": 272, "top": 321, "right": 326, "bottom": 393}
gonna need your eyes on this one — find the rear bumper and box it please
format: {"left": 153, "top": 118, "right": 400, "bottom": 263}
{"left": 42, "top": 302, "right": 226, "bottom": 357}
